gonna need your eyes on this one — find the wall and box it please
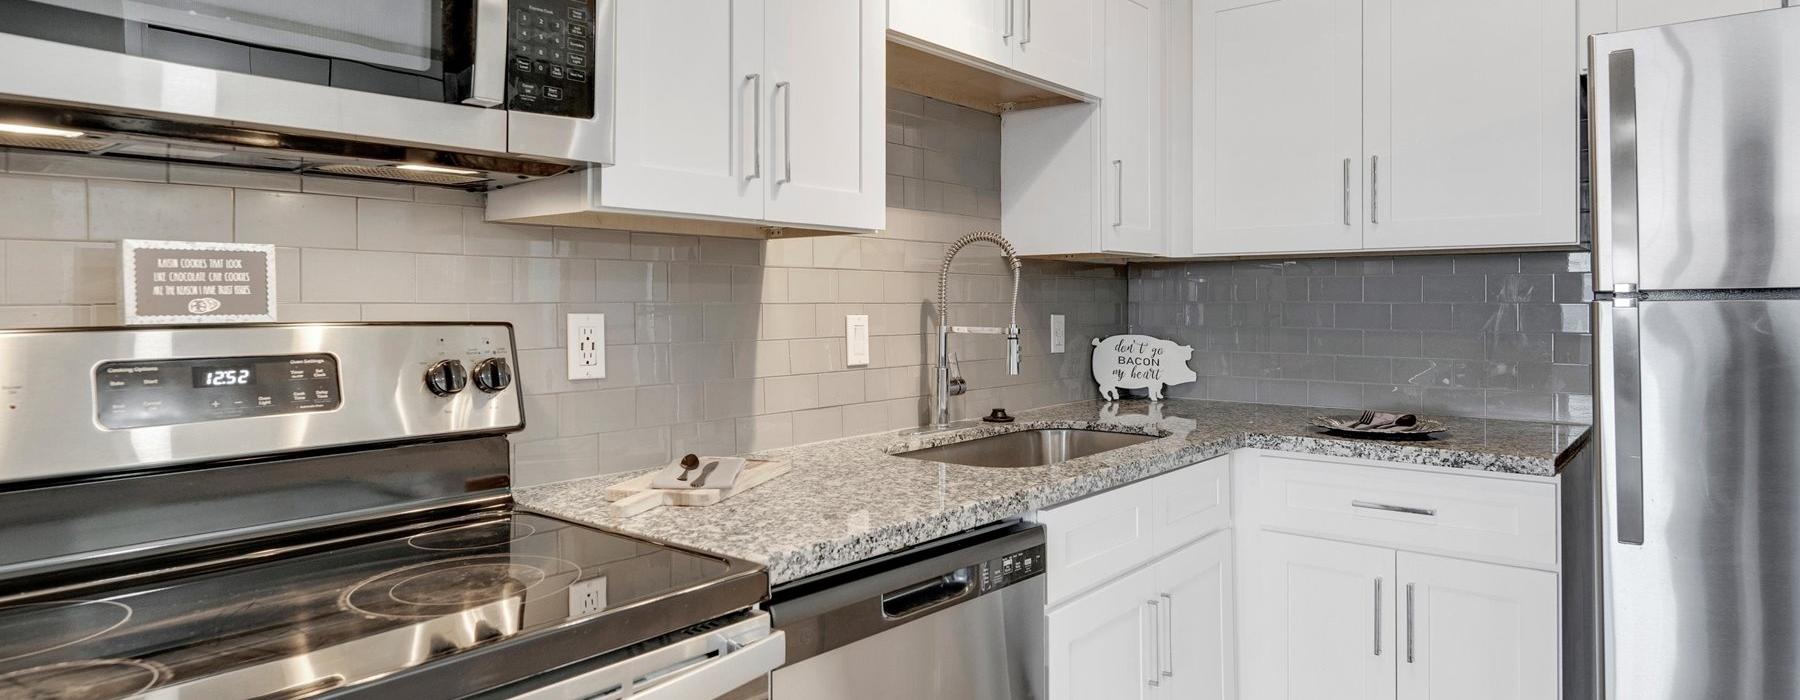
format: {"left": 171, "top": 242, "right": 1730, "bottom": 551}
{"left": 1129, "top": 252, "right": 1592, "bottom": 423}
{"left": 0, "top": 91, "right": 1127, "bottom": 486}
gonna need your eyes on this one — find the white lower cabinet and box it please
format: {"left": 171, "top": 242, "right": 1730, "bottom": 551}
{"left": 1047, "top": 531, "right": 1235, "bottom": 700}
{"left": 1244, "top": 531, "right": 1558, "bottom": 700}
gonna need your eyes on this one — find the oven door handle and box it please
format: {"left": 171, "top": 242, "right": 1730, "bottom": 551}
{"left": 503, "top": 614, "right": 783, "bottom": 699}
{"left": 464, "top": 0, "right": 508, "bottom": 107}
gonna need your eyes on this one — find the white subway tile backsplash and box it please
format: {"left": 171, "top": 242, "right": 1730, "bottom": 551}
{"left": 463, "top": 208, "right": 553, "bottom": 257}
{"left": 357, "top": 200, "right": 462, "bottom": 254}
{"left": 5, "top": 240, "right": 116, "bottom": 303}
{"left": 9, "top": 151, "right": 167, "bottom": 182}
{"left": 236, "top": 191, "right": 356, "bottom": 248}
{"left": 359, "top": 303, "right": 469, "bottom": 321}
{"left": 169, "top": 164, "right": 301, "bottom": 192}
{"left": 301, "top": 175, "right": 414, "bottom": 201}
{"left": 301, "top": 249, "right": 416, "bottom": 303}
{"left": 0, "top": 174, "right": 86, "bottom": 241}
{"left": 593, "top": 260, "right": 663, "bottom": 302}
{"left": 88, "top": 181, "right": 232, "bottom": 242}
{"left": 515, "top": 258, "right": 598, "bottom": 302}
{"left": 418, "top": 254, "right": 513, "bottom": 303}
{"left": 553, "top": 228, "right": 632, "bottom": 259}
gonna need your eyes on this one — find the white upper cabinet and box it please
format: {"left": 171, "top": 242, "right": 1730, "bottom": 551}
{"left": 888, "top": 0, "right": 1102, "bottom": 97}
{"left": 1191, "top": 0, "right": 1362, "bottom": 255}
{"left": 888, "top": 0, "right": 1013, "bottom": 67}
{"left": 485, "top": 0, "right": 884, "bottom": 237}
{"left": 1001, "top": 0, "right": 1166, "bottom": 257}
{"left": 601, "top": 0, "right": 764, "bottom": 221}
{"left": 762, "top": 0, "right": 886, "bottom": 231}
{"left": 1187, "top": 0, "right": 1578, "bottom": 256}
{"left": 1360, "top": 0, "right": 1577, "bottom": 251}
{"left": 1009, "top": 0, "right": 1106, "bottom": 97}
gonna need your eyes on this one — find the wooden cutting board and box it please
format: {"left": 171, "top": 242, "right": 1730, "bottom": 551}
{"left": 601, "top": 459, "right": 790, "bottom": 518}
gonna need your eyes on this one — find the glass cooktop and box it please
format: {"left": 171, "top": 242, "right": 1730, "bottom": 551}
{"left": 0, "top": 512, "right": 736, "bottom": 699}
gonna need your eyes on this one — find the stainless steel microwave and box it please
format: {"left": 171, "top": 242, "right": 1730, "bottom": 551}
{"left": 0, "top": 0, "right": 614, "bottom": 186}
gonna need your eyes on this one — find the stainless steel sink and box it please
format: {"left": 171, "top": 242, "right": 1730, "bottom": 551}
{"left": 893, "top": 429, "right": 1158, "bottom": 468}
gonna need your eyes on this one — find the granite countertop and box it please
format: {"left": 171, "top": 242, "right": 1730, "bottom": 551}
{"left": 517, "top": 399, "right": 1589, "bottom": 585}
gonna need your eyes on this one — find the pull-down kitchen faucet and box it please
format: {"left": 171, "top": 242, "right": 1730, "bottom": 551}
{"left": 927, "top": 231, "right": 1023, "bottom": 432}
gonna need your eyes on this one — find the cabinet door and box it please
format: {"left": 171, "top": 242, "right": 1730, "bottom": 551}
{"left": 1361, "top": 0, "right": 1578, "bottom": 250}
{"left": 1039, "top": 475, "right": 1155, "bottom": 606}
{"left": 1047, "top": 565, "right": 1159, "bottom": 700}
{"left": 1010, "top": 0, "right": 1104, "bottom": 97}
{"left": 1192, "top": 0, "right": 1363, "bottom": 255}
{"left": 1100, "top": 0, "right": 1164, "bottom": 255}
{"left": 763, "top": 0, "right": 885, "bottom": 231}
{"left": 1150, "top": 455, "right": 1229, "bottom": 554}
{"left": 1395, "top": 552, "right": 1558, "bottom": 700}
{"left": 603, "top": 0, "right": 764, "bottom": 220}
{"left": 1156, "top": 531, "right": 1235, "bottom": 700}
{"left": 1243, "top": 532, "right": 1395, "bottom": 700}
{"left": 888, "top": 0, "right": 1014, "bottom": 67}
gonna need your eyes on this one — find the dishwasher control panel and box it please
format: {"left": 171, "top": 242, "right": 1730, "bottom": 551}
{"left": 977, "top": 543, "right": 1046, "bottom": 593}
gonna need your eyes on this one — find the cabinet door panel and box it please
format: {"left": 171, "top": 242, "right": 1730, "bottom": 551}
{"left": 763, "top": 0, "right": 885, "bottom": 230}
{"left": 604, "top": 0, "right": 763, "bottom": 220}
{"left": 1244, "top": 532, "right": 1395, "bottom": 700}
{"left": 1101, "top": 0, "right": 1163, "bottom": 254}
{"left": 1157, "top": 531, "right": 1235, "bottom": 700}
{"left": 1047, "top": 565, "right": 1158, "bottom": 700}
{"left": 1010, "top": 0, "right": 1104, "bottom": 96}
{"left": 1193, "top": 0, "right": 1362, "bottom": 254}
{"left": 1039, "top": 477, "right": 1155, "bottom": 605}
{"left": 888, "top": 0, "right": 1013, "bottom": 66}
{"left": 1362, "top": 0, "right": 1577, "bottom": 250}
{"left": 1151, "top": 455, "right": 1230, "bottom": 553}
{"left": 1396, "top": 552, "right": 1558, "bottom": 700}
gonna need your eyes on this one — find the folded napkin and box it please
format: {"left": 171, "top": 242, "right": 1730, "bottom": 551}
{"left": 649, "top": 455, "right": 747, "bottom": 490}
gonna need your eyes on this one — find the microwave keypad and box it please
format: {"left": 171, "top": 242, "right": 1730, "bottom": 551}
{"left": 508, "top": 0, "right": 596, "bottom": 119}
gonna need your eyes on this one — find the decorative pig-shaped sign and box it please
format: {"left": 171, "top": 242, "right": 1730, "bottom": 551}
{"left": 1091, "top": 335, "right": 1198, "bottom": 401}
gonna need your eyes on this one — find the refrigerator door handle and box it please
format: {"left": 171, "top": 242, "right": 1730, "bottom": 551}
{"left": 1600, "top": 48, "right": 1641, "bottom": 291}
{"left": 1607, "top": 303, "right": 1646, "bottom": 545}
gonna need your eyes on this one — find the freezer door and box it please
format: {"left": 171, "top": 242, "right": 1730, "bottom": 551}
{"left": 1591, "top": 8, "right": 1800, "bottom": 292}
{"left": 1595, "top": 299, "right": 1800, "bottom": 699}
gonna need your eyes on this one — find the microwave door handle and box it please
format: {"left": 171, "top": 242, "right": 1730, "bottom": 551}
{"left": 464, "top": 0, "right": 508, "bottom": 107}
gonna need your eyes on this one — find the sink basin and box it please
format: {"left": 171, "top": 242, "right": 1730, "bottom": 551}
{"left": 893, "top": 429, "right": 1158, "bottom": 468}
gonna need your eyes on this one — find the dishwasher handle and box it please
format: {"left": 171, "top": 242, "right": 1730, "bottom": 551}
{"left": 880, "top": 567, "right": 975, "bottom": 620}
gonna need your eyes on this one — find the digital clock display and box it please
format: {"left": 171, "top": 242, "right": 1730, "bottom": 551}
{"left": 193, "top": 366, "right": 255, "bottom": 387}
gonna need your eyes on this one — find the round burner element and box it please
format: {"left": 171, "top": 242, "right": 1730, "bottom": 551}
{"left": 0, "top": 659, "right": 168, "bottom": 699}
{"left": 0, "top": 600, "right": 132, "bottom": 664}
{"left": 340, "top": 554, "right": 580, "bottom": 620}
{"left": 406, "top": 520, "right": 537, "bottom": 552}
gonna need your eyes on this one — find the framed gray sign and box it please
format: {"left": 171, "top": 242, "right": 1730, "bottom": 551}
{"left": 120, "top": 239, "right": 277, "bottom": 325}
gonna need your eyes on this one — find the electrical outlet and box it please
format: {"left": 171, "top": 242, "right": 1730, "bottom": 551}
{"left": 567, "top": 313, "right": 605, "bottom": 380}
{"left": 845, "top": 314, "right": 870, "bottom": 366}
{"left": 1050, "top": 314, "right": 1066, "bottom": 353}
{"left": 568, "top": 576, "right": 608, "bottom": 618}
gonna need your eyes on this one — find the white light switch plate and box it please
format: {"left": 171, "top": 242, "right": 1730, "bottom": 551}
{"left": 567, "top": 313, "right": 605, "bottom": 380}
{"left": 1050, "top": 314, "right": 1066, "bottom": 353}
{"left": 845, "top": 314, "right": 870, "bottom": 366}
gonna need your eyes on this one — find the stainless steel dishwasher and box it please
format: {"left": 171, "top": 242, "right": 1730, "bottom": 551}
{"left": 767, "top": 521, "right": 1046, "bottom": 700}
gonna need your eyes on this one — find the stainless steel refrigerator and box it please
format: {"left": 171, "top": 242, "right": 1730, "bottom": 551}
{"left": 1568, "top": 7, "right": 1800, "bottom": 699}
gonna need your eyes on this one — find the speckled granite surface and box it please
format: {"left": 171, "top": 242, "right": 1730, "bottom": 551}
{"left": 517, "top": 399, "right": 1588, "bottom": 584}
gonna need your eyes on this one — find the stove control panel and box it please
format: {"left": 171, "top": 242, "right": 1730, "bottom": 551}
{"left": 95, "top": 354, "right": 341, "bottom": 430}
{"left": 977, "top": 543, "right": 1046, "bottom": 594}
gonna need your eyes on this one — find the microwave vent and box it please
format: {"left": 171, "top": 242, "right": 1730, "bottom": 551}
{"left": 0, "top": 133, "right": 113, "bottom": 153}
{"left": 309, "top": 164, "right": 490, "bottom": 187}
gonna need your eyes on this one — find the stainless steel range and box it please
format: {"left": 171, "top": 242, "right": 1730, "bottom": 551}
{"left": 0, "top": 323, "right": 779, "bottom": 699}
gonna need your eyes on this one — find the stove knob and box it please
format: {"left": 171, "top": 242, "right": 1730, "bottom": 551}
{"left": 472, "top": 358, "right": 513, "bottom": 393}
{"left": 425, "top": 360, "right": 468, "bottom": 396}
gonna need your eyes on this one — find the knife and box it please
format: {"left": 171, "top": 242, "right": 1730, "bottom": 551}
{"left": 691, "top": 460, "right": 719, "bottom": 488}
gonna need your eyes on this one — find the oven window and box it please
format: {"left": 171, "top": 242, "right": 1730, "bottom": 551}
{"left": 0, "top": 0, "right": 464, "bottom": 103}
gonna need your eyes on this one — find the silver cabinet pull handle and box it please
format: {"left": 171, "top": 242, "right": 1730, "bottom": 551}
{"left": 1113, "top": 160, "right": 1125, "bottom": 227}
{"left": 1003, "top": 0, "right": 1015, "bottom": 39}
{"left": 1373, "top": 577, "right": 1383, "bottom": 656}
{"left": 1405, "top": 583, "right": 1416, "bottom": 663}
{"left": 1352, "top": 500, "right": 1436, "bottom": 517}
{"left": 1342, "top": 157, "right": 1352, "bottom": 225}
{"left": 1021, "top": 0, "right": 1033, "bottom": 45}
{"left": 1370, "top": 155, "right": 1380, "bottom": 224}
{"left": 746, "top": 74, "right": 762, "bottom": 181}
{"left": 1159, "top": 592, "right": 1174, "bottom": 678}
{"left": 1145, "top": 599, "right": 1161, "bottom": 687}
{"left": 776, "top": 81, "right": 792, "bottom": 185}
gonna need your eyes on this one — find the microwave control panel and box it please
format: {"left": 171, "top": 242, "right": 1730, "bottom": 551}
{"left": 94, "top": 354, "right": 342, "bottom": 430}
{"left": 508, "top": 0, "right": 598, "bottom": 118}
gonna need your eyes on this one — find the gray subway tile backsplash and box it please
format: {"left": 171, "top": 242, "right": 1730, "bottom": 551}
{"left": 1130, "top": 250, "right": 1593, "bottom": 423}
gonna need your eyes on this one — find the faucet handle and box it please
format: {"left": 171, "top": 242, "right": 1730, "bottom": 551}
{"left": 947, "top": 352, "right": 968, "bottom": 396}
